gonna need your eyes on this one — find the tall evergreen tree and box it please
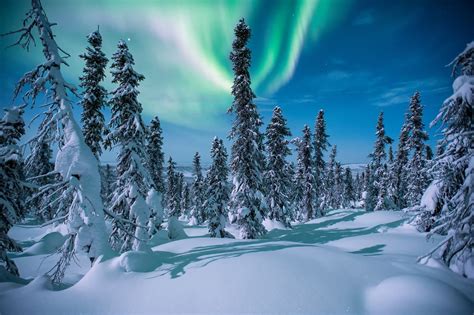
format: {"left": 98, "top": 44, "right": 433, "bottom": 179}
{"left": 294, "top": 125, "right": 315, "bottom": 221}
{"left": 79, "top": 29, "right": 108, "bottom": 158}
{"left": 343, "top": 167, "right": 355, "bottom": 208}
{"left": 393, "top": 113, "right": 411, "bottom": 209}
{"left": 418, "top": 42, "right": 473, "bottom": 278}
{"left": 175, "top": 172, "right": 184, "bottom": 216}
{"left": 405, "top": 92, "right": 429, "bottom": 207}
{"left": 165, "top": 157, "right": 179, "bottom": 218}
{"left": 146, "top": 116, "right": 165, "bottom": 194}
{"left": 264, "top": 106, "right": 292, "bottom": 227}
{"left": 106, "top": 40, "right": 150, "bottom": 253}
{"left": 181, "top": 183, "right": 191, "bottom": 217}
{"left": 0, "top": 106, "right": 26, "bottom": 277}
{"left": 313, "top": 110, "right": 330, "bottom": 216}
{"left": 101, "top": 164, "right": 116, "bottom": 208}
{"left": 325, "top": 145, "right": 338, "bottom": 209}
{"left": 190, "top": 152, "right": 206, "bottom": 224}
{"left": 227, "top": 18, "right": 267, "bottom": 239}
{"left": 205, "top": 138, "right": 232, "bottom": 238}
{"left": 367, "top": 112, "right": 392, "bottom": 211}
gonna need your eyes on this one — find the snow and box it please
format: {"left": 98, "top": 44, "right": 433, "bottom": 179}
{"left": 1, "top": 209, "right": 473, "bottom": 314}
{"left": 420, "top": 180, "right": 442, "bottom": 212}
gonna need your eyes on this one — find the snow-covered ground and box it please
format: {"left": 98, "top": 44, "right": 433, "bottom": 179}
{"left": 1, "top": 209, "right": 473, "bottom": 315}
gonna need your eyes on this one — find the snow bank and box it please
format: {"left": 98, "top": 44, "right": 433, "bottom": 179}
{"left": 365, "top": 275, "right": 473, "bottom": 315}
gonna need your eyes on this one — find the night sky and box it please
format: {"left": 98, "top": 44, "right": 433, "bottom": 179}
{"left": 1, "top": 0, "right": 473, "bottom": 165}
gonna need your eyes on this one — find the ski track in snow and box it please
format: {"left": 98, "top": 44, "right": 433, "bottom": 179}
{"left": 1, "top": 209, "right": 473, "bottom": 315}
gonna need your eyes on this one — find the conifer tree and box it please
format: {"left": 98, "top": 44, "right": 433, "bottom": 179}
{"left": 101, "top": 164, "right": 116, "bottom": 208}
{"left": 392, "top": 113, "right": 411, "bottom": 209}
{"left": 366, "top": 112, "right": 392, "bottom": 211}
{"left": 175, "top": 172, "right": 184, "bottom": 216}
{"left": 343, "top": 167, "right": 355, "bottom": 208}
{"left": 405, "top": 92, "right": 429, "bottom": 207}
{"left": 313, "top": 110, "right": 330, "bottom": 216}
{"left": 264, "top": 106, "right": 292, "bottom": 227}
{"left": 325, "top": 145, "right": 337, "bottom": 209}
{"left": 205, "top": 138, "right": 232, "bottom": 237}
{"left": 294, "top": 125, "right": 315, "bottom": 221}
{"left": 0, "top": 106, "right": 26, "bottom": 276}
{"left": 181, "top": 183, "right": 191, "bottom": 217}
{"left": 106, "top": 40, "right": 151, "bottom": 253}
{"left": 165, "top": 157, "right": 179, "bottom": 217}
{"left": 79, "top": 29, "right": 108, "bottom": 158}
{"left": 190, "top": 152, "right": 206, "bottom": 224}
{"left": 227, "top": 18, "right": 267, "bottom": 238}
{"left": 6, "top": 0, "right": 109, "bottom": 282}
{"left": 146, "top": 116, "right": 165, "bottom": 194}
{"left": 418, "top": 42, "right": 473, "bottom": 278}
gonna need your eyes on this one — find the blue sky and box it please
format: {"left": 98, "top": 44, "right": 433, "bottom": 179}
{"left": 1, "top": 0, "right": 473, "bottom": 165}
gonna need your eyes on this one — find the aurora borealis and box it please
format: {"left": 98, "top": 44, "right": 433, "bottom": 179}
{"left": 1, "top": 0, "right": 473, "bottom": 164}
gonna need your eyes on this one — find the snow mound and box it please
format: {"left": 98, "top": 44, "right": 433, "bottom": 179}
{"left": 263, "top": 218, "right": 290, "bottom": 231}
{"left": 365, "top": 275, "right": 473, "bottom": 315}
{"left": 21, "top": 232, "right": 66, "bottom": 256}
{"left": 420, "top": 180, "right": 442, "bottom": 212}
{"left": 119, "top": 251, "right": 161, "bottom": 272}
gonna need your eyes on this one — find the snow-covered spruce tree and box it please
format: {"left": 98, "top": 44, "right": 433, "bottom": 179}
{"left": 354, "top": 172, "right": 362, "bottom": 201}
{"left": 165, "top": 157, "right": 179, "bottom": 216}
{"left": 6, "top": 0, "right": 109, "bottom": 282}
{"left": 189, "top": 152, "right": 206, "bottom": 225}
{"left": 227, "top": 18, "right": 267, "bottom": 239}
{"left": 100, "top": 164, "right": 116, "bottom": 208}
{"left": 205, "top": 137, "right": 232, "bottom": 238}
{"left": 405, "top": 92, "right": 429, "bottom": 207}
{"left": 418, "top": 42, "right": 473, "bottom": 278}
{"left": 264, "top": 106, "right": 292, "bottom": 227}
{"left": 165, "top": 157, "right": 186, "bottom": 239}
{"left": 392, "top": 113, "right": 411, "bottom": 209}
{"left": 0, "top": 106, "right": 26, "bottom": 277}
{"left": 106, "top": 40, "right": 151, "bottom": 253}
{"left": 180, "top": 182, "right": 191, "bottom": 218}
{"left": 175, "top": 172, "right": 184, "bottom": 216}
{"left": 313, "top": 109, "right": 330, "bottom": 216}
{"left": 325, "top": 145, "right": 337, "bottom": 210}
{"left": 334, "top": 162, "right": 344, "bottom": 209}
{"left": 366, "top": 112, "right": 392, "bottom": 211}
{"left": 79, "top": 28, "right": 108, "bottom": 159}
{"left": 294, "top": 125, "right": 315, "bottom": 221}
{"left": 146, "top": 116, "right": 165, "bottom": 194}
{"left": 343, "top": 167, "right": 355, "bottom": 208}
{"left": 385, "top": 145, "right": 397, "bottom": 210}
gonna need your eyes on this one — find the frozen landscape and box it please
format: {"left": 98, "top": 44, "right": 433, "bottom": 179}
{"left": 0, "top": 0, "right": 473, "bottom": 314}
{"left": 1, "top": 209, "right": 473, "bottom": 314}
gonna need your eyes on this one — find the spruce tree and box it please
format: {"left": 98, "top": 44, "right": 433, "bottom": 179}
{"left": 227, "top": 18, "right": 267, "bottom": 238}
{"left": 175, "top": 172, "right": 184, "bottom": 216}
{"left": 205, "top": 138, "right": 232, "bottom": 237}
{"left": 367, "top": 112, "right": 392, "bottom": 211}
{"left": 294, "top": 125, "right": 315, "bottom": 221}
{"left": 106, "top": 40, "right": 151, "bottom": 253}
{"left": 313, "top": 110, "right": 330, "bottom": 216}
{"left": 0, "top": 106, "right": 26, "bottom": 276}
{"left": 393, "top": 113, "right": 411, "bottom": 209}
{"left": 418, "top": 42, "right": 473, "bottom": 278}
{"left": 165, "top": 157, "right": 179, "bottom": 218}
{"left": 79, "top": 29, "right": 108, "bottom": 158}
{"left": 146, "top": 116, "right": 165, "bottom": 194}
{"left": 100, "top": 164, "right": 116, "bottom": 208}
{"left": 264, "top": 106, "right": 292, "bottom": 227}
{"left": 181, "top": 183, "right": 191, "bottom": 218}
{"left": 190, "top": 152, "right": 206, "bottom": 225}
{"left": 325, "top": 145, "right": 337, "bottom": 209}
{"left": 343, "top": 167, "right": 355, "bottom": 208}
{"left": 405, "top": 92, "right": 429, "bottom": 207}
